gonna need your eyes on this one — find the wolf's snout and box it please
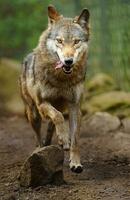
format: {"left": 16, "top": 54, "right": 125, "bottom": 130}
{"left": 63, "top": 58, "right": 73, "bottom": 74}
{"left": 64, "top": 58, "right": 73, "bottom": 66}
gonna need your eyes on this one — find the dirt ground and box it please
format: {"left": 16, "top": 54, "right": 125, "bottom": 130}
{"left": 1, "top": 115, "right": 130, "bottom": 200}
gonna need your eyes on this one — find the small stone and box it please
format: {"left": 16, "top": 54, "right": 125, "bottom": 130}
{"left": 19, "top": 145, "right": 64, "bottom": 187}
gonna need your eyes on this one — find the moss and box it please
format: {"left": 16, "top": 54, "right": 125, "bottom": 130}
{"left": 0, "top": 58, "right": 23, "bottom": 114}
{"left": 82, "top": 91, "right": 130, "bottom": 117}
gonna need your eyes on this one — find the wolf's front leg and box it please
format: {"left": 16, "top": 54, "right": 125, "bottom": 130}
{"left": 69, "top": 103, "right": 83, "bottom": 173}
{"left": 38, "top": 102, "right": 70, "bottom": 150}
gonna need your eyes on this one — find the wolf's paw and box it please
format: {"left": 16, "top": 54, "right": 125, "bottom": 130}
{"left": 58, "top": 134, "right": 70, "bottom": 151}
{"left": 58, "top": 139, "right": 70, "bottom": 151}
{"left": 69, "top": 162, "right": 83, "bottom": 173}
{"left": 35, "top": 140, "right": 44, "bottom": 148}
{"left": 63, "top": 142, "right": 70, "bottom": 151}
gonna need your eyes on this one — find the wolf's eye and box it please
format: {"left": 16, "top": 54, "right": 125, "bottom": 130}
{"left": 56, "top": 38, "right": 63, "bottom": 44}
{"left": 74, "top": 39, "right": 81, "bottom": 44}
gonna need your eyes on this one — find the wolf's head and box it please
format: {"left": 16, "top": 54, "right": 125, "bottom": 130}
{"left": 46, "top": 5, "right": 90, "bottom": 74}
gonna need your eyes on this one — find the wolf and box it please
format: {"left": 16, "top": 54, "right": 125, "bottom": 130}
{"left": 19, "top": 5, "right": 90, "bottom": 173}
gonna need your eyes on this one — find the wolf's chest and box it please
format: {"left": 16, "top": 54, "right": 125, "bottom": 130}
{"left": 40, "top": 84, "right": 74, "bottom": 102}
{"left": 40, "top": 82, "right": 84, "bottom": 104}
{"left": 27, "top": 77, "right": 83, "bottom": 104}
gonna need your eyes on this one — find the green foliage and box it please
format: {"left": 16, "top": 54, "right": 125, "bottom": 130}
{"left": 0, "top": 0, "right": 49, "bottom": 58}
{"left": 84, "top": 0, "right": 130, "bottom": 90}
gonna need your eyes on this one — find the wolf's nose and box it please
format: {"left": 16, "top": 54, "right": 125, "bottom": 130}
{"left": 65, "top": 58, "right": 73, "bottom": 66}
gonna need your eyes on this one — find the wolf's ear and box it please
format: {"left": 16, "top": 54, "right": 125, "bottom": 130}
{"left": 48, "top": 5, "right": 60, "bottom": 24}
{"left": 77, "top": 8, "right": 90, "bottom": 29}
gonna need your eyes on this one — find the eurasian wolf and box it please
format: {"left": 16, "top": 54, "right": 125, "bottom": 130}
{"left": 19, "top": 5, "right": 90, "bottom": 173}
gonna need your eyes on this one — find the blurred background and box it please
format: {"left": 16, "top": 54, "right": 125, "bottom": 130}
{"left": 0, "top": 0, "right": 130, "bottom": 117}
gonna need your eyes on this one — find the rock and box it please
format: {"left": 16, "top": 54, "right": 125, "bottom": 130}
{"left": 83, "top": 112, "right": 120, "bottom": 135}
{"left": 83, "top": 91, "right": 130, "bottom": 117}
{"left": 82, "top": 73, "right": 116, "bottom": 112}
{"left": 121, "top": 118, "right": 130, "bottom": 133}
{"left": 86, "top": 73, "right": 116, "bottom": 94}
{"left": 19, "top": 145, "right": 64, "bottom": 187}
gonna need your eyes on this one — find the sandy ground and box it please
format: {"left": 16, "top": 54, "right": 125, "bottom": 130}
{"left": 0, "top": 115, "right": 130, "bottom": 200}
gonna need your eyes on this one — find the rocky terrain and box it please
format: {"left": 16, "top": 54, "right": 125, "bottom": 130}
{"left": 1, "top": 112, "right": 130, "bottom": 200}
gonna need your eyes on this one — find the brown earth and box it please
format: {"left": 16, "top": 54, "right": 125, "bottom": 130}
{"left": 0, "top": 115, "right": 130, "bottom": 200}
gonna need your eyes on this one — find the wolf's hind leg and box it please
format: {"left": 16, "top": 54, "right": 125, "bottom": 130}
{"left": 38, "top": 102, "right": 70, "bottom": 150}
{"left": 26, "top": 105, "right": 43, "bottom": 147}
{"left": 44, "top": 121, "right": 55, "bottom": 146}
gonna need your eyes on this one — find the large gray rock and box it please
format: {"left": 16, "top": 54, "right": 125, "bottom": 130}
{"left": 19, "top": 145, "right": 64, "bottom": 187}
{"left": 83, "top": 112, "right": 121, "bottom": 135}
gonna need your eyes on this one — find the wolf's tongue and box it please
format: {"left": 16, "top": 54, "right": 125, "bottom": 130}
{"left": 55, "top": 61, "right": 64, "bottom": 69}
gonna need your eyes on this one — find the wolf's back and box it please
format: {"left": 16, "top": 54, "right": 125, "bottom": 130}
{"left": 19, "top": 52, "right": 40, "bottom": 121}
{"left": 21, "top": 52, "right": 35, "bottom": 79}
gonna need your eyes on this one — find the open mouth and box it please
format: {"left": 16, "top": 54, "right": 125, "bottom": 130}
{"left": 55, "top": 60, "right": 73, "bottom": 74}
{"left": 62, "top": 66, "right": 73, "bottom": 74}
